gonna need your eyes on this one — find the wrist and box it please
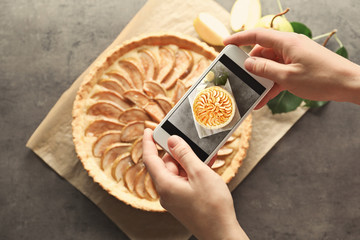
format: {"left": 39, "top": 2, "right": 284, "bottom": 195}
{"left": 341, "top": 63, "right": 360, "bottom": 105}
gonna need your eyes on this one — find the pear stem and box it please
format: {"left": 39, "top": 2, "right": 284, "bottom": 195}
{"left": 270, "top": 8, "right": 290, "bottom": 28}
{"left": 322, "top": 29, "right": 337, "bottom": 47}
{"left": 334, "top": 34, "right": 344, "bottom": 48}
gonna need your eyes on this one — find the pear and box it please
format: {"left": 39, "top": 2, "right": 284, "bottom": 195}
{"left": 254, "top": 8, "right": 293, "bottom": 32}
{"left": 230, "top": 0, "right": 262, "bottom": 32}
{"left": 193, "top": 12, "right": 230, "bottom": 46}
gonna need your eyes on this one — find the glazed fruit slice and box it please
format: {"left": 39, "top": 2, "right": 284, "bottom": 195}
{"left": 154, "top": 96, "right": 173, "bottom": 114}
{"left": 143, "top": 80, "right": 167, "bottom": 97}
{"left": 143, "top": 102, "right": 165, "bottom": 123}
{"left": 101, "top": 143, "right": 132, "bottom": 169}
{"left": 138, "top": 48, "right": 159, "bottom": 81}
{"left": 85, "top": 120, "right": 124, "bottom": 137}
{"left": 123, "top": 89, "right": 150, "bottom": 107}
{"left": 92, "top": 130, "right": 122, "bottom": 157}
{"left": 124, "top": 163, "right": 145, "bottom": 193}
{"left": 120, "top": 121, "right": 145, "bottom": 142}
{"left": 91, "top": 91, "right": 132, "bottom": 109}
{"left": 156, "top": 46, "right": 175, "bottom": 82}
{"left": 87, "top": 101, "right": 124, "bottom": 119}
{"left": 131, "top": 137, "right": 143, "bottom": 164}
{"left": 118, "top": 107, "right": 150, "bottom": 123}
{"left": 118, "top": 58, "right": 144, "bottom": 90}
{"left": 98, "top": 78, "right": 127, "bottom": 95}
{"left": 111, "top": 153, "right": 133, "bottom": 182}
{"left": 106, "top": 70, "right": 134, "bottom": 89}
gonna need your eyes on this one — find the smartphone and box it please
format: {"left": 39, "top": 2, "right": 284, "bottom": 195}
{"left": 153, "top": 44, "right": 274, "bottom": 164}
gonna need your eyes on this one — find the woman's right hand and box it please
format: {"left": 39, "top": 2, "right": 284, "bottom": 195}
{"left": 224, "top": 28, "right": 360, "bottom": 108}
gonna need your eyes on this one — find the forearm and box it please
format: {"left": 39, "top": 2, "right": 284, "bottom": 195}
{"left": 338, "top": 61, "right": 360, "bottom": 105}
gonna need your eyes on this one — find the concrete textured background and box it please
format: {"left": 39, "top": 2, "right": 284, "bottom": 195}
{"left": 1, "top": 0, "right": 359, "bottom": 239}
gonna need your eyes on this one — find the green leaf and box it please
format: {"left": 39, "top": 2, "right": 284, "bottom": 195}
{"left": 304, "top": 100, "right": 328, "bottom": 108}
{"left": 267, "top": 91, "right": 303, "bottom": 114}
{"left": 336, "top": 46, "right": 348, "bottom": 59}
{"left": 290, "top": 22, "right": 312, "bottom": 38}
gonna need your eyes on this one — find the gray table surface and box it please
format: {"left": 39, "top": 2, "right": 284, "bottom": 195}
{"left": 1, "top": 0, "right": 360, "bottom": 239}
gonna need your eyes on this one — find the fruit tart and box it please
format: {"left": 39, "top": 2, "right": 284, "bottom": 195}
{"left": 72, "top": 33, "right": 252, "bottom": 212}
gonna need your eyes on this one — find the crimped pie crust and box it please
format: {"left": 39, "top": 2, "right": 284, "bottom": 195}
{"left": 72, "top": 33, "right": 252, "bottom": 212}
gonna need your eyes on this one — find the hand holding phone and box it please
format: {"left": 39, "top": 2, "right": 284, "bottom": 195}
{"left": 153, "top": 45, "right": 274, "bottom": 164}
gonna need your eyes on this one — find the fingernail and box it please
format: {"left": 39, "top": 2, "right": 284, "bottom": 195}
{"left": 168, "top": 135, "right": 181, "bottom": 149}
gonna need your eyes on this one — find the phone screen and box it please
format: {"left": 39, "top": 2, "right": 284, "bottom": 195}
{"left": 161, "top": 54, "right": 266, "bottom": 161}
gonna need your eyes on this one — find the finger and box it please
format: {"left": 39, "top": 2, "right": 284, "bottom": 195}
{"left": 224, "top": 28, "right": 288, "bottom": 49}
{"left": 163, "top": 153, "right": 180, "bottom": 175}
{"left": 250, "top": 46, "right": 280, "bottom": 62}
{"left": 142, "top": 129, "right": 171, "bottom": 182}
{"left": 167, "top": 135, "right": 205, "bottom": 175}
{"left": 244, "top": 56, "right": 291, "bottom": 84}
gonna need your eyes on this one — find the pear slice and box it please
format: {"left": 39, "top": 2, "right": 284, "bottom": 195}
{"left": 98, "top": 78, "right": 127, "bottom": 95}
{"left": 143, "top": 102, "right": 165, "bottom": 123}
{"left": 230, "top": 0, "right": 262, "bottom": 32}
{"left": 91, "top": 91, "right": 131, "bottom": 109}
{"left": 105, "top": 70, "right": 134, "bottom": 90}
{"left": 217, "top": 147, "right": 233, "bottom": 156}
{"left": 144, "top": 172, "right": 158, "bottom": 200}
{"left": 162, "top": 49, "right": 194, "bottom": 90}
{"left": 183, "top": 57, "right": 210, "bottom": 88}
{"left": 85, "top": 120, "right": 124, "bottom": 137}
{"left": 123, "top": 89, "right": 150, "bottom": 108}
{"left": 138, "top": 48, "right": 159, "bottom": 81}
{"left": 144, "top": 120, "right": 158, "bottom": 130}
{"left": 172, "top": 80, "right": 186, "bottom": 104}
{"left": 111, "top": 153, "right": 133, "bottom": 182}
{"left": 120, "top": 121, "right": 145, "bottom": 142}
{"left": 118, "top": 107, "right": 150, "bottom": 123}
{"left": 225, "top": 135, "right": 236, "bottom": 143}
{"left": 131, "top": 137, "right": 143, "bottom": 164}
{"left": 124, "top": 163, "right": 145, "bottom": 193}
{"left": 87, "top": 101, "right": 124, "bottom": 119}
{"left": 154, "top": 96, "right": 173, "bottom": 114}
{"left": 92, "top": 130, "right": 122, "bottom": 157}
{"left": 156, "top": 46, "right": 175, "bottom": 82}
{"left": 101, "top": 142, "right": 132, "bottom": 170}
{"left": 134, "top": 168, "right": 151, "bottom": 199}
{"left": 118, "top": 58, "right": 145, "bottom": 90}
{"left": 211, "top": 159, "right": 226, "bottom": 169}
{"left": 193, "top": 12, "right": 230, "bottom": 46}
{"left": 143, "top": 80, "right": 167, "bottom": 98}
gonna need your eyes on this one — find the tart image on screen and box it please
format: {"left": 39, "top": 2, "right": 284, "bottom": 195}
{"left": 72, "top": 33, "right": 252, "bottom": 212}
{"left": 193, "top": 86, "right": 236, "bottom": 130}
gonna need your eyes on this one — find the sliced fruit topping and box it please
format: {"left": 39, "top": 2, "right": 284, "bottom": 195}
{"left": 87, "top": 101, "right": 124, "bottom": 119}
{"left": 131, "top": 137, "right": 143, "bottom": 164}
{"left": 98, "top": 78, "right": 127, "bottom": 95}
{"left": 162, "top": 49, "right": 194, "bottom": 90}
{"left": 101, "top": 143, "right": 132, "bottom": 170}
{"left": 92, "top": 130, "right": 122, "bottom": 157}
{"left": 154, "top": 96, "right": 173, "bottom": 114}
{"left": 211, "top": 159, "right": 226, "bottom": 169}
{"left": 120, "top": 121, "right": 145, "bottom": 142}
{"left": 138, "top": 48, "right": 159, "bottom": 81}
{"left": 118, "top": 58, "right": 144, "bottom": 90}
{"left": 134, "top": 168, "right": 150, "bottom": 199}
{"left": 172, "top": 80, "right": 186, "bottom": 104}
{"left": 85, "top": 120, "right": 124, "bottom": 137}
{"left": 218, "top": 147, "right": 233, "bottom": 156}
{"left": 124, "top": 163, "right": 145, "bottom": 193}
{"left": 118, "top": 107, "right": 150, "bottom": 123}
{"left": 123, "top": 89, "right": 150, "bottom": 108}
{"left": 144, "top": 120, "right": 158, "bottom": 130}
{"left": 143, "top": 102, "right": 165, "bottom": 123}
{"left": 183, "top": 57, "right": 210, "bottom": 88}
{"left": 105, "top": 70, "right": 134, "bottom": 90}
{"left": 111, "top": 153, "right": 133, "bottom": 182}
{"left": 143, "top": 80, "right": 167, "bottom": 97}
{"left": 91, "top": 91, "right": 132, "bottom": 109}
{"left": 226, "top": 135, "right": 236, "bottom": 143}
{"left": 156, "top": 46, "right": 175, "bottom": 82}
{"left": 144, "top": 172, "right": 158, "bottom": 200}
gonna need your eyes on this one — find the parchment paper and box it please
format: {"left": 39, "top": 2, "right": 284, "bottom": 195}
{"left": 26, "top": 0, "right": 307, "bottom": 239}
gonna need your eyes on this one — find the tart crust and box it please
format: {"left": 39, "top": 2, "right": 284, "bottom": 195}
{"left": 72, "top": 33, "right": 252, "bottom": 212}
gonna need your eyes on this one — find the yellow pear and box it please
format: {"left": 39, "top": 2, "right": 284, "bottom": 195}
{"left": 254, "top": 14, "right": 293, "bottom": 32}
{"left": 230, "top": 0, "right": 262, "bottom": 32}
{"left": 193, "top": 12, "right": 230, "bottom": 46}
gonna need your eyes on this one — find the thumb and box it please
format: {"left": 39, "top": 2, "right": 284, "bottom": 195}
{"left": 244, "top": 57, "right": 290, "bottom": 84}
{"left": 167, "top": 135, "right": 205, "bottom": 176}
